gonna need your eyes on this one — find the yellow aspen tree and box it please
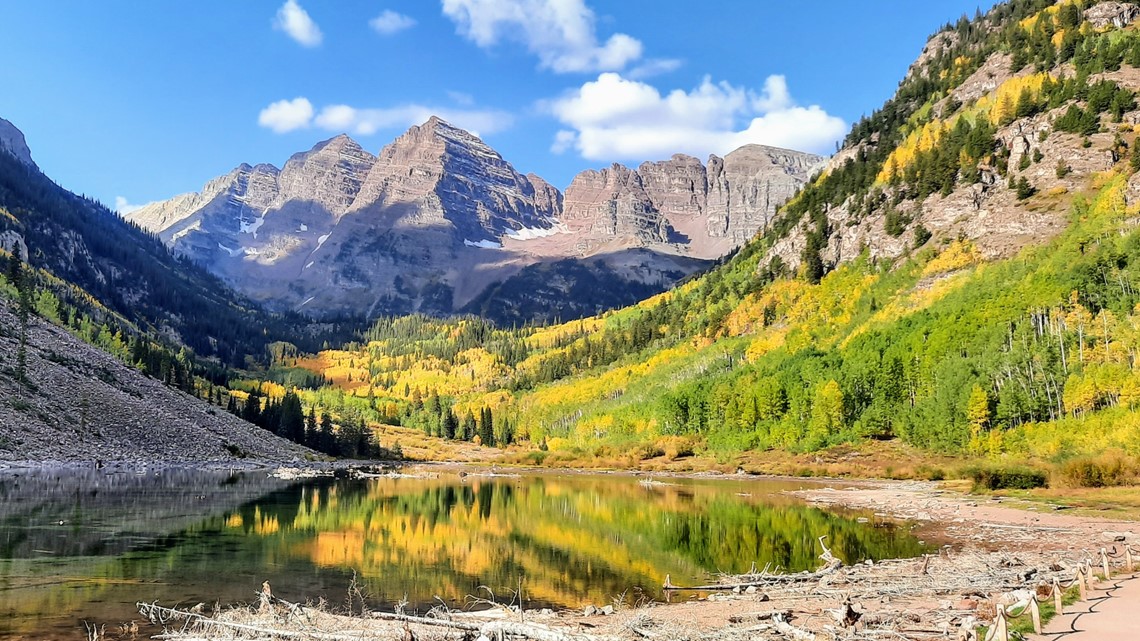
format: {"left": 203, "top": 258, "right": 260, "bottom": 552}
{"left": 966, "top": 384, "right": 991, "bottom": 454}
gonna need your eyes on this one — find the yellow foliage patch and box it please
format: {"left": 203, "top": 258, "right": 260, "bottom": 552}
{"left": 976, "top": 72, "right": 1053, "bottom": 126}
{"left": 877, "top": 119, "right": 950, "bottom": 183}
{"left": 921, "top": 240, "right": 983, "bottom": 277}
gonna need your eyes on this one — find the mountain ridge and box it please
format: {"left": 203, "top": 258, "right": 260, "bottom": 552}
{"left": 125, "top": 118, "right": 822, "bottom": 322}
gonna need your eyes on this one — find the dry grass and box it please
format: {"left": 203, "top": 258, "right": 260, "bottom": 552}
{"left": 1056, "top": 451, "right": 1138, "bottom": 488}
{"left": 990, "top": 485, "right": 1140, "bottom": 520}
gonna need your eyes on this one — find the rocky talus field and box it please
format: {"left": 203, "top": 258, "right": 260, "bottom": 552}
{"left": 0, "top": 297, "right": 313, "bottom": 464}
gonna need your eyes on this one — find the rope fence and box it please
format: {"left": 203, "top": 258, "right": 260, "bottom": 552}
{"left": 981, "top": 545, "right": 1135, "bottom": 641}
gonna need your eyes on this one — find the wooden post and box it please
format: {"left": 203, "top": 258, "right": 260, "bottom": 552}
{"left": 1086, "top": 561, "right": 1097, "bottom": 590}
{"left": 1127, "top": 546, "right": 1134, "bottom": 573}
{"left": 1077, "top": 568, "right": 1088, "bottom": 601}
{"left": 1102, "top": 548, "right": 1111, "bottom": 581}
{"left": 1029, "top": 594, "right": 1042, "bottom": 635}
{"left": 1052, "top": 577, "right": 1063, "bottom": 615}
{"left": 985, "top": 604, "right": 1009, "bottom": 641}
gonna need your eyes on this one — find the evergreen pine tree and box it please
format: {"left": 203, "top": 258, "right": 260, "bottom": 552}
{"left": 479, "top": 407, "right": 495, "bottom": 447}
{"left": 278, "top": 391, "right": 306, "bottom": 443}
{"left": 241, "top": 393, "right": 261, "bottom": 425}
{"left": 305, "top": 407, "right": 318, "bottom": 447}
{"left": 319, "top": 412, "right": 336, "bottom": 455}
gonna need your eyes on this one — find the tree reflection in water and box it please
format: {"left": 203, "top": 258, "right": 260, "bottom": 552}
{"left": 0, "top": 469, "right": 928, "bottom": 640}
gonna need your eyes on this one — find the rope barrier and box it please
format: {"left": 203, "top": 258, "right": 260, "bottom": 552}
{"left": 999, "top": 592, "right": 1043, "bottom": 634}
{"left": 980, "top": 545, "right": 1140, "bottom": 641}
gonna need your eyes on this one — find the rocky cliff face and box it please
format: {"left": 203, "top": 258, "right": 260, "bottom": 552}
{"left": 563, "top": 145, "right": 824, "bottom": 258}
{"left": 561, "top": 163, "right": 671, "bottom": 247}
{"left": 128, "top": 118, "right": 821, "bottom": 321}
{"left": 351, "top": 117, "right": 560, "bottom": 240}
{"left": 0, "top": 117, "right": 36, "bottom": 170}
{"left": 1085, "top": 2, "right": 1140, "bottom": 29}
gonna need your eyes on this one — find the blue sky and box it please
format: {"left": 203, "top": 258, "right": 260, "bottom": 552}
{"left": 0, "top": 1, "right": 994, "bottom": 212}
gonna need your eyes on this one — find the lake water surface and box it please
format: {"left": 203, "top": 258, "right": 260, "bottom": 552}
{"left": 0, "top": 467, "right": 929, "bottom": 639}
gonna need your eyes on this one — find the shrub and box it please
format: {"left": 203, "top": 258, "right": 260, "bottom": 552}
{"left": 968, "top": 465, "right": 1048, "bottom": 491}
{"left": 1059, "top": 453, "right": 1133, "bottom": 488}
{"left": 631, "top": 442, "right": 666, "bottom": 460}
{"left": 913, "top": 224, "right": 933, "bottom": 248}
{"left": 915, "top": 464, "right": 946, "bottom": 481}
{"left": 658, "top": 436, "right": 695, "bottom": 460}
{"left": 1014, "top": 176, "right": 1037, "bottom": 200}
{"left": 885, "top": 208, "right": 910, "bottom": 237}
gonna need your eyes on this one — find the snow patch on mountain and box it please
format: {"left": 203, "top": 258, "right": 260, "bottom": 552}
{"left": 464, "top": 238, "right": 502, "bottom": 249}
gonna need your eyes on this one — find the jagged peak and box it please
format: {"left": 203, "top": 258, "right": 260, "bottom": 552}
{"left": 389, "top": 116, "right": 502, "bottom": 159}
{"left": 309, "top": 132, "right": 367, "bottom": 155}
{"left": 283, "top": 133, "right": 376, "bottom": 173}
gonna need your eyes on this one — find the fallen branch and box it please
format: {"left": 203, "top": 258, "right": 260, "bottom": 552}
{"left": 727, "top": 610, "right": 794, "bottom": 623}
{"left": 771, "top": 613, "right": 816, "bottom": 641}
{"left": 370, "top": 610, "right": 481, "bottom": 632}
{"left": 663, "top": 559, "right": 842, "bottom": 591}
{"left": 476, "top": 621, "right": 621, "bottom": 641}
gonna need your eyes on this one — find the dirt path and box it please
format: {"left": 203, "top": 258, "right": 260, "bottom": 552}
{"left": 1037, "top": 572, "right": 1140, "bottom": 640}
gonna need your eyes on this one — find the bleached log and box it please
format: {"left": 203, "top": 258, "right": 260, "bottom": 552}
{"left": 771, "top": 613, "right": 816, "bottom": 641}
{"left": 663, "top": 559, "right": 842, "bottom": 591}
{"left": 475, "top": 620, "right": 620, "bottom": 641}
{"left": 370, "top": 611, "right": 481, "bottom": 631}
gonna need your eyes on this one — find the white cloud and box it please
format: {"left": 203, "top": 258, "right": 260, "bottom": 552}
{"left": 627, "top": 58, "right": 683, "bottom": 80}
{"left": 370, "top": 9, "right": 416, "bottom": 35}
{"left": 115, "top": 196, "right": 152, "bottom": 215}
{"left": 313, "top": 103, "right": 513, "bottom": 137}
{"left": 258, "top": 97, "right": 315, "bottom": 133}
{"left": 441, "top": 0, "right": 643, "bottom": 73}
{"left": 256, "top": 97, "right": 513, "bottom": 137}
{"left": 551, "top": 129, "right": 576, "bottom": 154}
{"left": 752, "top": 75, "right": 792, "bottom": 112}
{"left": 274, "top": 0, "right": 323, "bottom": 47}
{"left": 547, "top": 73, "right": 846, "bottom": 160}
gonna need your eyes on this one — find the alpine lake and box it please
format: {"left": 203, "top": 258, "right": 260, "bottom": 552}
{"left": 0, "top": 466, "right": 932, "bottom": 639}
